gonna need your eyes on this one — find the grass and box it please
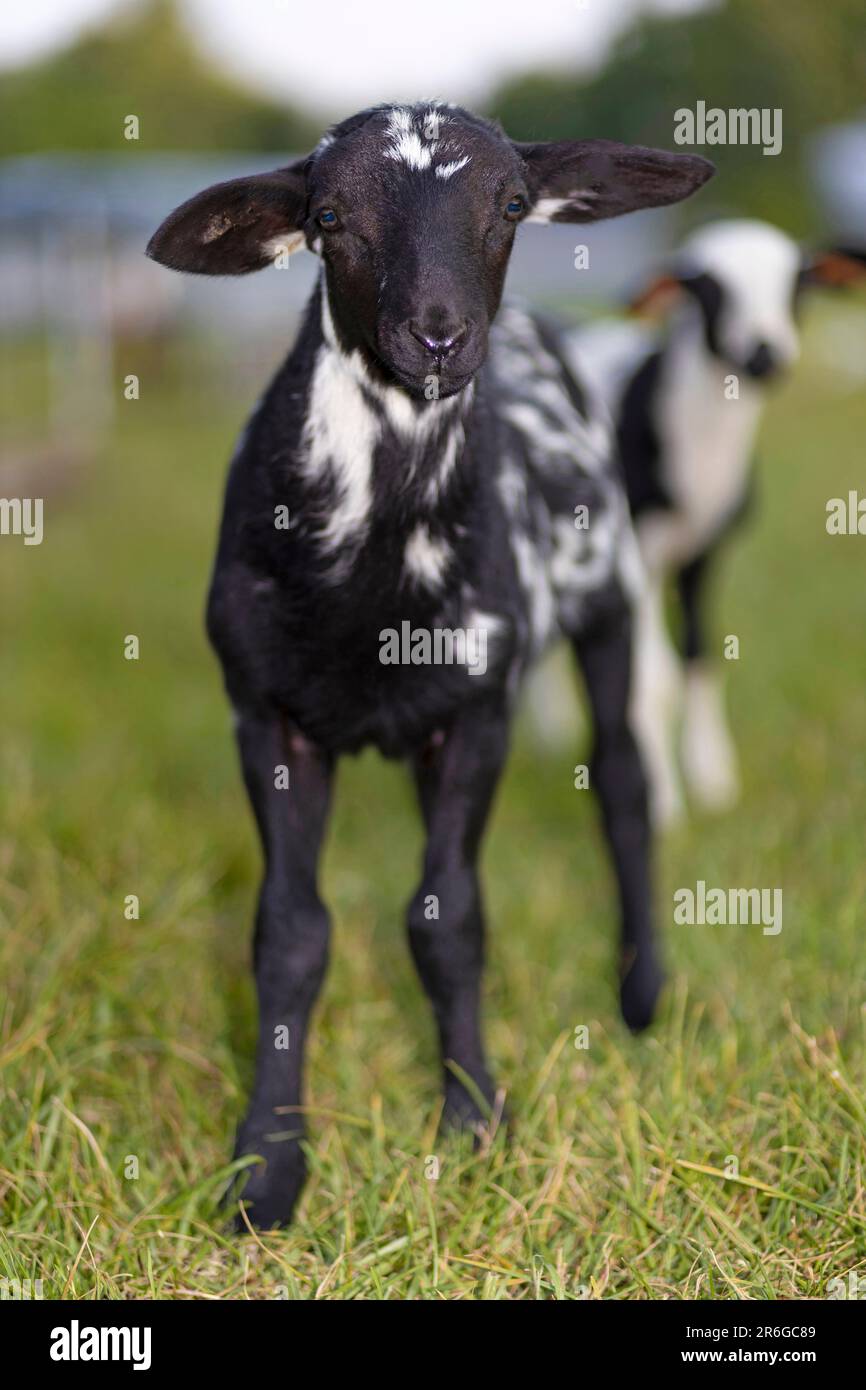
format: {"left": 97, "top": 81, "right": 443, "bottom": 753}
{"left": 1, "top": 312, "right": 866, "bottom": 1299}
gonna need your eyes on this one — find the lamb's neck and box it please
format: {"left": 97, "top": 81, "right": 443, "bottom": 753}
{"left": 665, "top": 311, "right": 764, "bottom": 444}
{"left": 655, "top": 311, "right": 766, "bottom": 545}
{"left": 309, "top": 281, "right": 475, "bottom": 506}
{"left": 291, "top": 282, "right": 480, "bottom": 583}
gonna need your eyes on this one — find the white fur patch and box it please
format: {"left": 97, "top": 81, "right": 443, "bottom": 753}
{"left": 301, "top": 345, "right": 379, "bottom": 566}
{"left": 322, "top": 278, "right": 471, "bottom": 447}
{"left": 464, "top": 605, "right": 506, "bottom": 675}
{"left": 262, "top": 231, "right": 306, "bottom": 260}
{"left": 511, "top": 531, "right": 557, "bottom": 653}
{"left": 526, "top": 197, "right": 569, "bottom": 224}
{"left": 404, "top": 524, "right": 451, "bottom": 588}
{"left": 425, "top": 419, "right": 466, "bottom": 503}
{"left": 382, "top": 104, "right": 470, "bottom": 179}
{"left": 311, "top": 283, "right": 474, "bottom": 574}
{"left": 384, "top": 107, "right": 435, "bottom": 170}
{"left": 526, "top": 191, "right": 597, "bottom": 222}
{"left": 435, "top": 157, "right": 470, "bottom": 180}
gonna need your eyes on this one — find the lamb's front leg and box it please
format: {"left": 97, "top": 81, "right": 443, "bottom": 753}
{"left": 229, "top": 713, "right": 334, "bottom": 1230}
{"left": 407, "top": 698, "right": 509, "bottom": 1134}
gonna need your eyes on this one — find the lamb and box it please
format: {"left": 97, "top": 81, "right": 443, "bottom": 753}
{"left": 565, "top": 220, "right": 866, "bottom": 824}
{"left": 146, "top": 102, "right": 712, "bottom": 1228}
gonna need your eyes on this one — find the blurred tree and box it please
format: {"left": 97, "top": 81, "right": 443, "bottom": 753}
{"left": 489, "top": 0, "right": 866, "bottom": 233}
{"left": 0, "top": 0, "right": 322, "bottom": 156}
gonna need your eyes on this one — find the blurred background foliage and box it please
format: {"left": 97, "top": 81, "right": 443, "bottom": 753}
{"left": 491, "top": 0, "right": 866, "bottom": 232}
{"left": 2, "top": 0, "right": 865, "bottom": 233}
{"left": 0, "top": 0, "right": 322, "bottom": 157}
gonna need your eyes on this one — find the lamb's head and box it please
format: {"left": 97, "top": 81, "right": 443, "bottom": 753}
{"left": 632, "top": 219, "right": 866, "bottom": 381}
{"left": 147, "top": 101, "right": 714, "bottom": 400}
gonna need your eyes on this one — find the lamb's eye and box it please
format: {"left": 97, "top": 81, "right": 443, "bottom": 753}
{"left": 504, "top": 196, "right": 526, "bottom": 221}
{"left": 317, "top": 209, "right": 339, "bottom": 229}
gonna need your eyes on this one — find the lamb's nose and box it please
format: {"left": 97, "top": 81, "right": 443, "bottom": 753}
{"left": 744, "top": 342, "right": 778, "bottom": 379}
{"left": 408, "top": 320, "right": 468, "bottom": 360}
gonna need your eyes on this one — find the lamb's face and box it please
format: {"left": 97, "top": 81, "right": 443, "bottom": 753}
{"left": 146, "top": 102, "right": 714, "bottom": 404}
{"left": 308, "top": 105, "right": 531, "bottom": 399}
{"left": 676, "top": 221, "right": 804, "bottom": 380}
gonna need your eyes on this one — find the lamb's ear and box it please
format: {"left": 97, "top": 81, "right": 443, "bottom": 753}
{"left": 515, "top": 139, "right": 714, "bottom": 224}
{"left": 628, "top": 272, "right": 684, "bottom": 316}
{"left": 799, "top": 246, "right": 866, "bottom": 289}
{"left": 146, "top": 159, "right": 309, "bottom": 275}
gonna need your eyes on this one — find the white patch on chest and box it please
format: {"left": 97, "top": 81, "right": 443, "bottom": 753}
{"left": 301, "top": 345, "right": 379, "bottom": 564}
{"left": 304, "top": 284, "right": 474, "bottom": 578}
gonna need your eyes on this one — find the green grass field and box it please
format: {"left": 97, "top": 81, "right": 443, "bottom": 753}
{"left": 2, "top": 313, "right": 865, "bottom": 1300}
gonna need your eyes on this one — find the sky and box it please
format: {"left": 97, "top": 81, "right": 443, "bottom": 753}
{"left": 0, "top": 0, "right": 711, "bottom": 111}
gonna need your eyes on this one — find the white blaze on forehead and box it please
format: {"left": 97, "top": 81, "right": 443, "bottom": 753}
{"left": 382, "top": 104, "right": 468, "bottom": 177}
{"left": 422, "top": 108, "right": 442, "bottom": 140}
{"left": 384, "top": 106, "right": 434, "bottom": 169}
{"left": 435, "top": 156, "right": 470, "bottom": 180}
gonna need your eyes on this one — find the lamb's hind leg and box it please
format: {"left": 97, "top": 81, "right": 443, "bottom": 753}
{"left": 631, "top": 576, "right": 686, "bottom": 827}
{"left": 677, "top": 551, "right": 740, "bottom": 811}
{"left": 229, "top": 712, "right": 334, "bottom": 1230}
{"left": 407, "top": 697, "right": 510, "bottom": 1134}
{"left": 572, "top": 601, "right": 663, "bottom": 1031}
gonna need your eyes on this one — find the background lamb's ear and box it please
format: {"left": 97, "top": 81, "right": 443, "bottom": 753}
{"left": 146, "top": 159, "right": 309, "bottom": 275}
{"left": 516, "top": 139, "right": 714, "bottom": 224}
{"left": 799, "top": 246, "right": 866, "bottom": 289}
{"left": 628, "top": 272, "right": 684, "bottom": 317}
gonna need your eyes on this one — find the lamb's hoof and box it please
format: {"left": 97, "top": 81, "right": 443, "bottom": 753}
{"left": 620, "top": 953, "right": 664, "bottom": 1033}
{"left": 441, "top": 1077, "right": 505, "bottom": 1145}
{"left": 227, "top": 1130, "right": 307, "bottom": 1231}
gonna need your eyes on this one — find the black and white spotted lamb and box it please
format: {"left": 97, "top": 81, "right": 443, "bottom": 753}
{"left": 147, "top": 102, "right": 713, "bottom": 1228}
